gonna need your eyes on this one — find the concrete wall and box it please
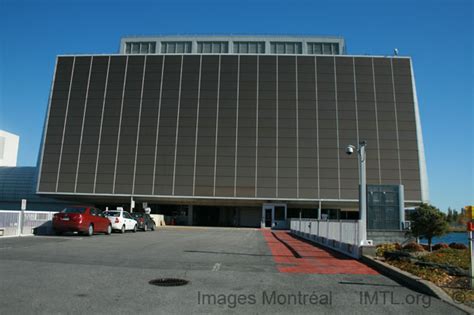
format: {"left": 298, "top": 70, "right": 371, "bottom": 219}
{"left": 368, "top": 230, "right": 411, "bottom": 245}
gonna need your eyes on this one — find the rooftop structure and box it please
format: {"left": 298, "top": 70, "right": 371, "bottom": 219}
{"left": 120, "top": 35, "right": 345, "bottom": 55}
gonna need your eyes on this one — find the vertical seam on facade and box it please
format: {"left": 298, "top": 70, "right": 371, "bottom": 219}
{"left": 37, "top": 57, "right": 59, "bottom": 192}
{"left": 132, "top": 56, "right": 148, "bottom": 195}
{"left": 55, "top": 57, "right": 76, "bottom": 192}
{"left": 276, "top": 56, "right": 279, "bottom": 198}
{"left": 172, "top": 56, "right": 184, "bottom": 195}
{"left": 112, "top": 56, "right": 129, "bottom": 194}
{"left": 295, "top": 57, "right": 299, "bottom": 198}
{"left": 352, "top": 57, "right": 360, "bottom": 144}
{"left": 371, "top": 58, "right": 382, "bottom": 184}
{"left": 390, "top": 59, "right": 403, "bottom": 184}
{"left": 314, "top": 57, "right": 320, "bottom": 200}
{"left": 93, "top": 57, "right": 111, "bottom": 193}
{"left": 255, "top": 56, "right": 259, "bottom": 198}
{"left": 334, "top": 57, "right": 341, "bottom": 199}
{"left": 74, "top": 57, "right": 94, "bottom": 193}
{"left": 152, "top": 56, "right": 166, "bottom": 195}
{"left": 233, "top": 56, "right": 240, "bottom": 197}
{"left": 192, "top": 55, "right": 203, "bottom": 196}
{"left": 213, "top": 55, "right": 221, "bottom": 196}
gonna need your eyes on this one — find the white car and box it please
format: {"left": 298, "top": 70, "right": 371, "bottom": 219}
{"left": 104, "top": 210, "right": 138, "bottom": 233}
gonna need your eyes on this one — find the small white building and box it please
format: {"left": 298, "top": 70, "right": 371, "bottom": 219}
{"left": 0, "top": 130, "right": 19, "bottom": 167}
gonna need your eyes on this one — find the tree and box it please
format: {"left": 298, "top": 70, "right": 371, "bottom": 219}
{"left": 447, "top": 207, "right": 453, "bottom": 223}
{"left": 452, "top": 209, "right": 459, "bottom": 224}
{"left": 409, "top": 204, "right": 449, "bottom": 251}
{"left": 457, "top": 209, "right": 466, "bottom": 226}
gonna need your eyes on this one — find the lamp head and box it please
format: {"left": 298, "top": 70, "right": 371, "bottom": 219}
{"left": 345, "top": 145, "right": 356, "bottom": 155}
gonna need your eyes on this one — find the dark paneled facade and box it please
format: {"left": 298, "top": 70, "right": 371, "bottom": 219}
{"left": 39, "top": 55, "right": 423, "bottom": 201}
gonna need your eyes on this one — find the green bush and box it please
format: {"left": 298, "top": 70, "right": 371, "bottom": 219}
{"left": 449, "top": 242, "right": 468, "bottom": 250}
{"left": 402, "top": 242, "right": 425, "bottom": 252}
{"left": 376, "top": 243, "right": 401, "bottom": 257}
{"left": 432, "top": 243, "right": 449, "bottom": 250}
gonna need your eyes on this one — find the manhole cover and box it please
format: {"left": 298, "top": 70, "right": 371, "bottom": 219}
{"left": 149, "top": 278, "right": 189, "bottom": 287}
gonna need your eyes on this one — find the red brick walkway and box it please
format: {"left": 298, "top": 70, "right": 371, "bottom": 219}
{"left": 262, "top": 230, "right": 378, "bottom": 275}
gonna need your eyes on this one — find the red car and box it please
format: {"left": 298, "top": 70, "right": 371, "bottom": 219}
{"left": 52, "top": 207, "right": 112, "bottom": 236}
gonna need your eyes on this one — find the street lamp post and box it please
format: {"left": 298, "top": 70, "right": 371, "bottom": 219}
{"left": 346, "top": 141, "right": 371, "bottom": 246}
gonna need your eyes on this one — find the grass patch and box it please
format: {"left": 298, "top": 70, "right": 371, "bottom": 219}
{"left": 388, "top": 260, "right": 451, "bottom": 285}
{"left": 419, "top": 248, "right": 469, "bottom": 270}
{"left": 385, "top": 251, "right": 474, "bottom": 308}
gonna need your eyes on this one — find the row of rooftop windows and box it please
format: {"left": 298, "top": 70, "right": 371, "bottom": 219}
{"left": 124, "top": 41, "right": 341, "bottom": 55}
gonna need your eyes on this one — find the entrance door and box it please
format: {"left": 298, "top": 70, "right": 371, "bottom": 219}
{"left": 264, "top": 207, "right": 272, "bottom": 227}
{"left": 262, "top": 204, "right": 287, "bottom": 229}
{"left": 273, "top": 205, "right": 287, "bottom": 229}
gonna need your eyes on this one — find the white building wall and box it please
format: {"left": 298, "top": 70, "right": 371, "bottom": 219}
{"left": 0, "top": 130, "right": 19, "bottom": 167}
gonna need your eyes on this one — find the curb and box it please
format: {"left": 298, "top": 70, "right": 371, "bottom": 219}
{"left": 361, "top": 255, "right": 473, "bottom": 314}
{"left": 160, "top": 226, "right": 260, "bottom": 231}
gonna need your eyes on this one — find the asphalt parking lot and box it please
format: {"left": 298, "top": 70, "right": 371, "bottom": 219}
{"left": 0, "top": 227, "right": 466, "bottom": 314}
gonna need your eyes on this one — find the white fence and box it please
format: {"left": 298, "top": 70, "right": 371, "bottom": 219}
{"left": 290, "top": 218, "right": 361, "bottom": 258}
{"left": 0, "top": 210, "right": 56, "bottom": 237}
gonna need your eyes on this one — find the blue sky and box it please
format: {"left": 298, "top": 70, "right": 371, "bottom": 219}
{"left": 0, "top": 0, "right": 472, "bottom": 211}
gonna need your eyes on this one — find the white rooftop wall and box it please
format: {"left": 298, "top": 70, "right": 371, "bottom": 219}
{"left": 0, "top": 130, "right": 19, "bottom": 167}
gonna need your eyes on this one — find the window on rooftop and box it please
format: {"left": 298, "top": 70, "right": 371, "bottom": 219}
{"left": 125, "top": 42, "right": 156, "bottom": 54}
{"left": 323, "top": 43, "right": 332, "bottom": 54}
{"left": 233, "top": 42, "right": 265, "bottom": 54}
{"left": 197, "top": 42, "right": 229, "bottom": 53}
{"left": 132, "top": 43, "right": 140, "bottom": 54}
{"left": 161, "top": 41, "right": 192, "bottom": 53}
{"left": 307, "top": 42, "right": 340, "bottom": 55}
{"left": 307, "top": 43, "right": 322, "bottom": 54}
{"left": 270, "top": 42, "right": 302, "bottom": 54}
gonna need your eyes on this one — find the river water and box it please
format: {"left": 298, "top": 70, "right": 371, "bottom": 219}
{"left": 420, "top": 232, "right": 470, "bottom": 246}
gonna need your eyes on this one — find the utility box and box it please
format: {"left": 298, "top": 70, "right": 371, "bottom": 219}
{"left": 367, "top": 185, "right": 404, "bottom": 230}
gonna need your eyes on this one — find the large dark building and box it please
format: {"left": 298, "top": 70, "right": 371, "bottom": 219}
{"left": 37, "top": 35, "right": 428, "bottom": 227}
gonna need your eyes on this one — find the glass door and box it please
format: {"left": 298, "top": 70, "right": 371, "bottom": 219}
{"left": 261, "top": 203, "right": 287, "bottom": 229}
{"left": 264, "top": 207, "right": 273, "bottom": 228}
{"left": 273, "top": 205, "right": 287, "bottom": 229}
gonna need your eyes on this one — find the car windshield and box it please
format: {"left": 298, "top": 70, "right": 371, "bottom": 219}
{"left": 61, "top": 207, "right": 86, "bottom": 214}
{"left": 104, "top": 211, "right": 121, "bottom": 217}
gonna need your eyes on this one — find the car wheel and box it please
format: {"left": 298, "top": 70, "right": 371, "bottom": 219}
{"left": 106, "top": 224, "right": 112, "bottom": 235}
{"left": 120, "top": 225, "right": 125, "bottom": 234}
{"left": 143, "top": 224, "right": 148, "bottom": 232}
{"left": 133, "top": 224, "right": 137, "bottom": 233}
{"left": 54, "top": 230, "right": 62, "bottom": 236}
{"left": 151, "top": 224, "right": 155, "bottom": 231}
{"left": 87, "top": 224, "right": 94, "bottom": 237}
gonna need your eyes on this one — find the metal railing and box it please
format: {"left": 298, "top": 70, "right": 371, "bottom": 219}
{"left": 0, "top": 210, "right": 56, "bottom": 237}
{"left": 290, "top": 218, "right": 361, "bottom": 258}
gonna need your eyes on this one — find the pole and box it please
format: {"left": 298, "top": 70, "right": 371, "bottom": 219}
{"left": 470, "top": 230, "right": 474, "bottom": 289}
{"left": 317, "top": 200, "right": 322, "bottom": 220}
{"left": 359, "top": 141, "right": 368, "bottom": 245}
